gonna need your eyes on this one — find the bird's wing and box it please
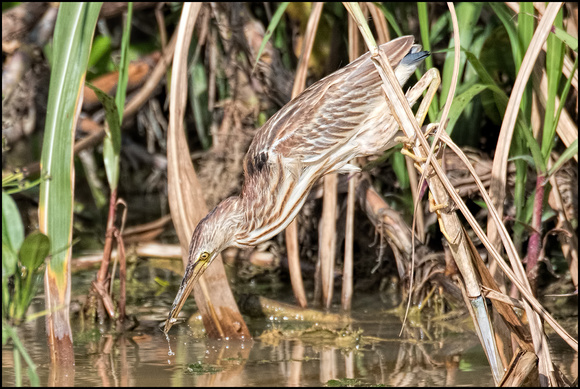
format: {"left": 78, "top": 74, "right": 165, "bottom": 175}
{"left": 243, "top": 36, "right": 414, "bottom": 176}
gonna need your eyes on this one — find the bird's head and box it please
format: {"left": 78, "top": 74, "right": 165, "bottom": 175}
{"left": 164, "top": 196, "right": 242, "bottom": 333}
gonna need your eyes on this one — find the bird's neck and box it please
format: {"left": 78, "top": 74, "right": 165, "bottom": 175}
{"left": 235, "top": 164, "right": 318, "bottom": 248}
{"left": 208, "top": 196, "right": 248, "bottom": 249}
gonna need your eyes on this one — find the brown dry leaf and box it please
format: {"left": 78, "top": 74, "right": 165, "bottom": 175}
{"left": 166, "top": 3, "right": 250, "bottom": 339}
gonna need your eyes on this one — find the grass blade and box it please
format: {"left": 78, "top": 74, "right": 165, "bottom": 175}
{"left": 417, "top": 2, "right": 438, "bottom": 122}
{"left": 547, "top": 139, "right": 578, "bottom": 179}
{"left": 253, "top": 2, "right": 289, "bottom": 72}
{"left": 551, "top": 25, "right": 577, "bottom": 52}
{"left": 439, "top": 2, "right": 482, "bottom": 107}
{"left": 115, "top": 2, "right": 133, "bottom": 123}
{"left": 372, "top": 3, "right": 403, "bottom": 37}
{"left": 541, "top": 8, "right": 565, "bottom": 160}
{"left": 2, "top": 191, "right": 24, "bottom": 255}
{"left": 85, "top": 82, "right": 121, "bottom": 191}
{"left": 38, "top": 1, "right": 102, "bottom": 364}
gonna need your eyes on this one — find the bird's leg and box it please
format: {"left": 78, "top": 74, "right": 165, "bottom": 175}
{"left": 398, "top": 123, "right": 439, "bottom": 167}
{"left": 429, "top": 192, "right": 454, "bottom": 242}
{"left": 394, "top": 68, "right": 441, "bottom": 163}
{"left": 401, "top": 69, "right": 453, "bottom": 242}
{"left": 394, "top": 68, "right": 456, "bottom": 241}
{"left": 406, "top": 67, "right": 441, "bottom": 131}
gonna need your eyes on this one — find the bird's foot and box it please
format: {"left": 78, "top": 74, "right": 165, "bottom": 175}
{"left": 428, "top": 193, "right": 458, "bottom": 243}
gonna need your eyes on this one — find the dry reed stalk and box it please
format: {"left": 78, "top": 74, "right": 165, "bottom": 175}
{"left": 342, "top": 174, "right": 356, "bottom": 311}
{"left": 285, "top": 2, "right": 324, "bottom": 308}
{"left": 373, "top": 2, "right": 426, "bottom": 241}
{"left": 341, "top": 14, "right": 359, "bottom": 312}
{"left": 439, "top": 131, "right": 576, "bottom": 384}
{"left": 406, "top": 153, "right": 426, "bottom": 242}
{"left": 355, "top": 178, "right": 414, "bottom": 269}
{"left": 286, "top": 221, "right": 307, "bottom": 308}
{"left": 366, "top": 2, "right": 390, "bottom": 44}
{"left": 499, "top": 349, "right": 540, "bottom": 386}
{"left": 154, "top": 4, "right": 167, "bottom": 49}
{"left": 505, "top": 2, "right": 578, "bottom": 93}
{"left": 481, "top": 288, "right": 525, "bottom": 310}
{"left": 532, "top": 63, "right": 578, "bottom": 160}
{"left": 466, "top": 227, "right": 534, "bottom": 355}
{"left": 167, "top": 3, "right": 250, "bottom": 339}
{"left": 320, "top": 173, "right": 338, "bottom": 309}
{"left": 487, "top": 2, "right": 564, "bottom": 256}
{"left": 485, "top": 4, "right": 564, "bottom": 384}
{"left": 207, "top": 28, "right": 217, "bottom": 112}
{"left": 344, "top": 2, "right": 506, "bottom": 383}
{"left": 291, "top": 2, "right": 324, "bottom": 98}
{"left": 440, "top": 131, "right": 577, "bottom": 351}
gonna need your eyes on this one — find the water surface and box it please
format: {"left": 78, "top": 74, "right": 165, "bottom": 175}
{"left": 2, "top": 257, "right": 577, "bottom": 387}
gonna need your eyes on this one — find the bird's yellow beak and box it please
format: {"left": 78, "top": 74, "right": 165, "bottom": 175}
{"left": 163, "top": 257, "right": 209, "bottom": 334}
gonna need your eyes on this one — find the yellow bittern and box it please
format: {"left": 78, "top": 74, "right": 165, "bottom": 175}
{"left": 164, "top": 35, "right": 439, "bottom": 333}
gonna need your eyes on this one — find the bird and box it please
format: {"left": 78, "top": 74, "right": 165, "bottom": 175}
{"left": 164, "top": 35, "right": 431, "bottom": 333}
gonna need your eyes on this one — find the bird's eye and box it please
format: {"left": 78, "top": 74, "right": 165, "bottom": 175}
{"left": 199, "top": 252, "right": 210, "bottom": 261}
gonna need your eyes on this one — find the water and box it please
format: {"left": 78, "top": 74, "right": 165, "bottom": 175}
{"left": 2, "top": 258, "right": 577, "bottom": 387}
{"left": 2, "top": 321, "right": 492, "bottom": 386}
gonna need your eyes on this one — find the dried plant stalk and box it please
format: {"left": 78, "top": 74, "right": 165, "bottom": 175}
{"left": 167, "top": 3, "right": 250, "bottom": 339}
{"left": 343, "top": 2, "right": 505, "bottom": 383}
{"left": 285, "top": 2, "right": 324, "bottom": 308}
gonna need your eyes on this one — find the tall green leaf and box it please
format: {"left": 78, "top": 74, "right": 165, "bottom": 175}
{"left": 547, "top": 139, "right": 578, "bottom": 180}
{"left": 439, "top": 2, "right": 482, "bottom": 106}
{"left": 2, "top": 191, "right": 24, "bottom": 256}
{"left": 115, "top": 2, "right": 133, "bottom": 124}
{"left": 253, "top": 2, "right": 289, "bottom": 72}
{"left": 85, "top": 82, "right": 121, "bottom": 191}
{"left": 464, "top": 51, "right": 544, "bottom": 172}
{"left": 551, "top": 25, "right": 577, "bottom": 52}
{"left": 417, "top": 2, "right": 438, "bottom": 122}
{"left": 541, "top": 8, "right": 564, "bottom": 160}
{"left": 38, "top": 2, "right": 102, "bottom": 358}
{"left": 513, "top": 2, "right": 534, "bottom": 250}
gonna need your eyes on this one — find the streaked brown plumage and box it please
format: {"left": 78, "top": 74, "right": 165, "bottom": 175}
{"left": 164, "top": 35, "right": 430, "bottom": 333}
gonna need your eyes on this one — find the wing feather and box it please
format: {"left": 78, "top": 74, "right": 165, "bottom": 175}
{"left": 244, "top": 36, "right": 414, "bottom": 176}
